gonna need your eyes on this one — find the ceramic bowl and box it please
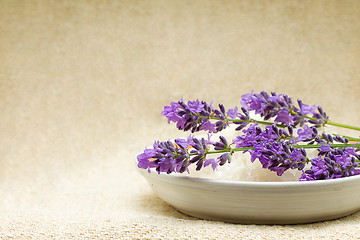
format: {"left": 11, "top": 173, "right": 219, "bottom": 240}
{"left": 138, "top": 167, "right": 360, "bottom": 224}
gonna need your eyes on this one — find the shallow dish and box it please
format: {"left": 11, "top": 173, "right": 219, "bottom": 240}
{"left": 138, "top": 167, "right": 360, "bottom": 224}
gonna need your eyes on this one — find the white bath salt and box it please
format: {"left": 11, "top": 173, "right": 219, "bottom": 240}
{"left": 186, "top": 151, "right": 303, "bottom": 182}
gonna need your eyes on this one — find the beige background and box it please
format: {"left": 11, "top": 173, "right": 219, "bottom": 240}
{"left": 1, "top": 0, "right": 360, "bottom": 238}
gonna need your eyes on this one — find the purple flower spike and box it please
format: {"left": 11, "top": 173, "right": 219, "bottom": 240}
{"left": 241, "top": 91, "right": 295, "bottom": 124}
{"left": 161, "top": 99, "right": 215, "bottom": 133}
{"left": 233, "top": 123, "right": 307, "bottom": 176}
{"left": 137, "top": 134, "right": 235, "bottom": 174}
{"left": 137, "top": 138, "right": 192, "bottom": 174}
{"left": 300, "top": 145, "right": 360, "bottom": 181}
{"left": 241, "top": 91, "right": 328, "bottom": 128}
{"left": 153, "top": 93, "right": 359, "bottom": 181}
{"left": 162, "top": 99, "right": 250, "bottom": 133}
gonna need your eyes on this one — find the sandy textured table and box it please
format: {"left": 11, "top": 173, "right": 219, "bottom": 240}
{"left": 1, "top": 1, "right": 360, "bottom": 239}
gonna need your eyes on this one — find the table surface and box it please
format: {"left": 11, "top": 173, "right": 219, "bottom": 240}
{"left": 1, "top": 1, "right": 360, "bottom": 239}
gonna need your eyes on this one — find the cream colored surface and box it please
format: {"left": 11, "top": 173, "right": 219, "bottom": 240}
{"left": 0, "top": 0, "right": 360, "bottom": 239}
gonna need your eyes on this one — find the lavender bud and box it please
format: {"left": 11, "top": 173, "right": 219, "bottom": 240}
{"left": 201, "top": 138, "right": 207, "bottom": 147}
{"left": 196, "top": 159, "right": 204, "bottom": 171}
{"left": 261, "top": 91, "right": 270, "bottom": 99}
{"left": 333, "top": 167, "right": 341, "bottom": 175}
{"left": 190, "top": 155, "right": 201, "bottom": 163}
{"left": 301, "top": 148, "right": 307, "bottom": 157}
{"left": 214, "top": 142, "right": 225, "bottom": 150}
{"left": 235, "top": 122, "right": 248, "bottom": 131}
{"left": 255, "top": 126, "right": 262, "bottom": 135}
{"left": 272, "top": 125, "right": 279, "bottom": 135}
{"left": 317, "top": 106, "right": 324, "bottom": 115}
{"left": 282, "top": 143, "right": 291, "bottom": 155}
{"left": 287, "top": 126, "right": 293, "bottom": 135}
{"left": 219, "top": 136, "right": 228, "bottom": 146}
{"left": 297, "top": 99, "right": 302, "bottom": 108}
{"left": 179, "top": 162, "right": 187, "bottom": 173}
{"left": 298, "top": 163, "right": 305, "bottom": 171}
{"left": 322, "top": 133, "right": 328, "bottom": 142}
{"left": 175, "top": 155, "right": 186, "bottom": 163}
{"left": 219, "top": 104, "right": 226, "bottom": 115}
{"left": 241, "top": 107, "right": 249, "bottom": 116}
{"left": 197, "top": 150, "right": 205, "bottom": 156}
{"left": 218, "top": 153, "right": 230, "bottom": 166}
{"left": 283, "top": 159, "right": 291, "bottom": 166}
{"left": 312, "top": 127, "right": 318, "bottom": 135}
{"left": 334, "top": 135, "right": 344, "bottom": 143}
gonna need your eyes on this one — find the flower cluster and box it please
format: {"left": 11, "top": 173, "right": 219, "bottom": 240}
{"left": 137, "top": 135, "right": 235, "bottom": 174}
{"left": 137, "top": 140, "right": 189, "bottom": 174}
{"left": 161, "top": 99, "right": 250, "bottom": 133}
{"left": 138, "top": 90, "right": 360, "bottom": 181}
{"left": 241, "top": 91, "right": 329, "bottom": 127}
{"left": 300, "top": 146, "right": 360, "bottom": 181}
{"left": 232, "top": 124, "right": 307, "bottom": 176}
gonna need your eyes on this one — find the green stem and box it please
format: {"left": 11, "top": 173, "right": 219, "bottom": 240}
{"left": 326, "top": 121, "right": 360, "bottom": 131}
{"left": 207, "top": 147, "right": 253, "bottom": 155}
{"left": 199, "top": 143, "right": 360, "bottom": 156}
{"left": 291, "top": 143, "right": 360, "bottom": 149}
{"left": 208, "top": 116, "right": 285, "bottom": 128}
{"left": 205, "top": 111, "right": 360, "bottom": 132}
{"left": 289, "top": 110, "right": 360, "bottom": 132}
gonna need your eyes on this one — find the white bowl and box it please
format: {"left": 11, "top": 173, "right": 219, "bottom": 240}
{"left": 138, "top": 167, "right": 360, "bottom": 224}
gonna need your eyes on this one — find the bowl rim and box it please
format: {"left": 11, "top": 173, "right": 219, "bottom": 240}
{"left": 137, "top": 161, "right": 360, "bottom": 188}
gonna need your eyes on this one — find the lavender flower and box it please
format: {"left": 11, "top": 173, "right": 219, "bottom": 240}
{"left": 241, "top": 91, "right": 294, "bottom": 121}
{"left": 232, "top": 107, "right": 250, "bottom": 131}
{"left": 275, "top": 109, "right": 294, "bottom": 125}
{"left": 162, "top": 99, "right": 250, "bottom": 133}
{"left": 233, "top": 124, "right": 306, "bottom": 176}
{"left": 307, "top": 106, "right": 329, "bottom": 127}
{"left": 227, "top": 107, "right": 239, "bottom": 119}
{"left": 213, "top": 104, "right": 228, "bottom": 132}
{"left": 137, "top": 140, "right": 190, "bottom": 174}
{"left": 140, "top": 92, "right": 360, "bottom": 182}
{"left": 300, "top": 145, "right": 360, "bottom": 181}
{"left": 162, "top": 100, "right": 214, "bottom": 133}
{"left": 241, "top": 91, "right": 328, "bottom": 127}
{"left": 188, "top": 137, "right": 210, "bottom": 171}
{"left": 203, "top": 158, "right": 219, "bottom": 171}
{"left": 297, "top": 99, "right": 317, "bottom": 115}
{"left": 213, "top": 136, "right": 232, "bottom": 166}
{"left": 137, "top": 134, "right": 239, "bottom": 174}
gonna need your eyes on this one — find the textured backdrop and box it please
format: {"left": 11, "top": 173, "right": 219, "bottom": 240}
{"left": 1, "top": 0, "right": 360, "bottom": 238}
